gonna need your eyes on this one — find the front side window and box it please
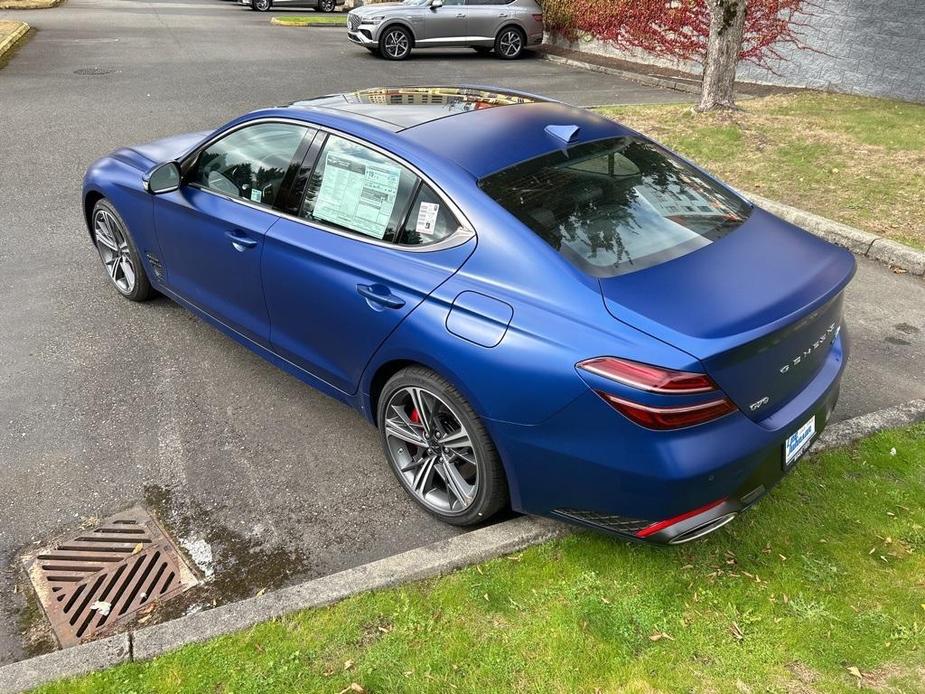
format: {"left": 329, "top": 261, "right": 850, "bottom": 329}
{"left": 300, "top": 135, "right": 418, "bottom": 242}
{"left": 480, "top": 137, "right": 752, "bottom": 277}
{"left": 190, "top": 123, "right": 307, "bottom": 207}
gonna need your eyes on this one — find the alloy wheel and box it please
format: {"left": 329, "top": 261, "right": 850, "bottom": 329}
{"left": 255, "top": 0, "right": 270, "bottom": 10}
{"left": 94, "top": 209, "right": 136, "bottom": 295}
{"left": 319, "top": 0, "right": 335, "bottom": 11}
{"left": 384, "top": 386, "right": 479, "bottom": 514}
{"left": 498, "top": 29, "right": 522, "bottom": 58}
{"left": 383, "top": 29, "right": 409, "bottom": 59}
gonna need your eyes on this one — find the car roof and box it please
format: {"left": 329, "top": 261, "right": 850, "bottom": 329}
{"left": 286, "top": 85, "right": 633, "bottom": 179}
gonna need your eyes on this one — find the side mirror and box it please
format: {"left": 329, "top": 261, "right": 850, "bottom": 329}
{"left": 143, "top": 161, "right": 181, "bottom": 195}
{"left": 430, "top": 0, "right": 443, "bottom": 8}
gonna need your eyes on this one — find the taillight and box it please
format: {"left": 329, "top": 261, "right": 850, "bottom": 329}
{"left": 578, "top": 357, "right": 716, "bottom": 394}
{"left": 597, "top": 393, "right": 737, "bottom": 430}
{"left": 577, "top": 357, "right": 737, "bottom": 430}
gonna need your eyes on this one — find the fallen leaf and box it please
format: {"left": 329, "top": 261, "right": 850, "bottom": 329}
{"left": 138, "top": 615, "right": 151, "bottom": 625}
{"left": 344, "top": 659, "right": 355, "bottom": 671}
{"left": 132, "top": 543, "right": 143, "bottom": 555}
{"left": 337, "top": 684, "right": 365, "bottom": 694}
{"left": 847, "top": 666, "right": 862, "bottom": 680}
{"left": 890, "top": 447, "right": 897, "bottom": 456}
{"left": 730, "top": 622, "right": 744, "bottom": 641}
{"left": 255, "top": 588, "right": 266, "bottom": 597}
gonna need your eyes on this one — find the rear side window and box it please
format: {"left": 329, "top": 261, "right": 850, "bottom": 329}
{"left": 300, "top": 135, "right": 418, "bottom": 242}
{"left": 398, "top": 183, "right": 460, "bottom": 246}
{"left": 190, "top": 123, "right": 307, "bottom": 208}
{"left": 479, "top": 137, "right": 752, "bottom": 277}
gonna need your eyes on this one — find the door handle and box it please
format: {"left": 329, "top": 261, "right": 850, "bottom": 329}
{"left": 357, "top": 283, "right": 405, "bottom": 309}
{"left": 497, "top": 12, "right": 508, "bottom": 17}
{"left": 456, "top": 12, "right": 465, "bottom": 17}
{"left": 225, "top": 229, "right": 258, "bottom": 251}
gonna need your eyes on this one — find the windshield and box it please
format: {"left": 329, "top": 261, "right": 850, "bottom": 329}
{"left": 479, "top": 137, "right": 752, "bottom": 278}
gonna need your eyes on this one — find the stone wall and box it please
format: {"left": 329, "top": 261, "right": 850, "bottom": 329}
{"left": 548, "top": 0, "right": 925, "bottom": 103}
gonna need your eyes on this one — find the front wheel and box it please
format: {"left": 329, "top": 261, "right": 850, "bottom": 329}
{"left": 378, "top": 367, "right": 508, "bottom": 526}
{"left": 92, "top": 199, "right": 155, "bottom": 302}
{"left": 317, "top": 0, "right": 336, "bottom": 11}
{"left": 494, "top": 26, "right": 525, "bottom": 59}
{"left": 379, "top": 25, "right": 412, "bottom": 60}
{"left": 251, "top": 0, "right": 271, "bottom": 11}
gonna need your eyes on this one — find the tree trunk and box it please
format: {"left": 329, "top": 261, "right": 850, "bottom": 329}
{"left": 698, "top": 0, "right": 747, "bottom": 111}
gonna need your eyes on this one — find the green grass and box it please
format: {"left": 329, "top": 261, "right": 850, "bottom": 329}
{"left": 597, "top": 93, "right": 925, "bottom": 250}
{"left": 271, "top": 14, "right": 346, "bottom": 26}
{"left": 37, "top": 425, "right": 925, "bottom": 693}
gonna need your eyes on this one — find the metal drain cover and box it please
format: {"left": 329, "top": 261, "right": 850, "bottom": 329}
{"left": 22, "top": 507, "right": 199, "bottom": 647}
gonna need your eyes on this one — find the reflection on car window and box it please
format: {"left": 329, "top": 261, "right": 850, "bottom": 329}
{"left": 192, "top": 123, "right": 306, "bottom": 207}
{"left": 480, "top": 137, "right": 752, "bottom": 277}
{"left": 399, "top": 183, "right": 459, "bottom": 246}
{"left": 300, "top": 135, "right": 417, "bottom": 242}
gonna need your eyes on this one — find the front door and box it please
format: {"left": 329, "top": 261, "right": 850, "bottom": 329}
{"left": 421, "top": 0, "right": 468, "bottom": 44}
{"left": 262, "top": 132, "right": 475, "bottom": 394}
{"left": 153, "top": 122, "right": 311, "bottom": 344}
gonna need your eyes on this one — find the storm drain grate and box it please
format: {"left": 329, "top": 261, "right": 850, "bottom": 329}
{"left": 22, "top": 507, "right": 199, "bottom": 647}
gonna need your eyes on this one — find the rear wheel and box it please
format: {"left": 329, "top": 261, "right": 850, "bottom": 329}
{"left": 318, "top": 0, "right": 335, "bottom": 11}
{"left": 378, "top": 366, "right": 508, "bottom": 526}
{"left": 92, "top": 199, "right": 155, "bottom": 302}
{"left": 251, "top": 0, "right": 271, "bottom": 10}
{"left": 494, "top": 26, "right": 524, "bottom": 59}
{"left": 379, "top": 25, "right": 412, "bottom": 60}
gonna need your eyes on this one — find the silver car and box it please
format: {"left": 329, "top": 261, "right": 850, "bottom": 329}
{"left": 347, "top": 0, "right": 544, "bottom": 60}
{"left": 245, "top": 0, "right": 344, "bottom": 12}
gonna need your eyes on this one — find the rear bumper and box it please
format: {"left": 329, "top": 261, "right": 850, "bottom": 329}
{"left": 488, "top": 330, "right": 848, "bottom": 544}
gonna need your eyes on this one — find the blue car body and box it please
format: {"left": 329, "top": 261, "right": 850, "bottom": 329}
{"left": 83, "top": 86, "right": 855, "bottom": 543}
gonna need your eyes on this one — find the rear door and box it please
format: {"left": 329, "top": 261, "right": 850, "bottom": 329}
{"left": 153, "top": 121, "right": 312, "bottom": 344}
{"left": 466, "top": 0, "right": 511, "bottom": 43}
{"left": 262, "top": 131, "right": 475, "bottom": 394}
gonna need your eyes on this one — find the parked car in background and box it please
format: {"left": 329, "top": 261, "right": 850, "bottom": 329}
{"left": 82, "top": 85, "right": 854, "bottom": 544}
{"left": 246, "top": 0, "right": 341, "bottom": 12}
{"left": 347, "top": 0, "right": 544, "bottom": 60}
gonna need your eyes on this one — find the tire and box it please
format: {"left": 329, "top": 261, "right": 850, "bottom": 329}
{"left": 317, "top": 0, "right": 336, "bottom": 11}
{"left": 91, "top": 199, "right": 155, "bottom": 302}
{"left": 472, "top": 46, "right": 492, "bottom": 55}
{"left": 494, "top": 26, "right": 525, "bottom": 59}
{"left": 377, "top": 366, "right": 509, "bottom": 526}
{"left": 379, "top": 25, "right": 412, "bottom": 60}
{"left": 251, "top": 0, "right": 271, "bottom": 11}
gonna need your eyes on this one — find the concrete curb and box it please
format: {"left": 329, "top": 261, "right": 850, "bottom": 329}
{"left": 813, "top": 399, "right": 925, "bottom": 452}
{"left": 0, "top": 21, "right": 29, "bottom": 61}
{"left": 269, "top": 17, "right": 345, "bottom": 27}
{"left": 0, "top": 0, "right": 63, "bottom": 9}
{"left": 541, "top": 52, "right": 702, "bottom": 95}
{"left": 749, "top": 194, "right": 925, "bottom": 276}
{"left": 1, "top": 407, "right": 922, "bottom": 691}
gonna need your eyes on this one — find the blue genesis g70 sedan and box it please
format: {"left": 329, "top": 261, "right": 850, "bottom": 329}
{"left": 82, "top": 86, "right": 854, "bottom": 544}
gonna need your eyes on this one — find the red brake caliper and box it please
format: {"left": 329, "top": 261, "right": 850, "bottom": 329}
{"left": 409, "top": 408, "right": 421, "bottom": 425}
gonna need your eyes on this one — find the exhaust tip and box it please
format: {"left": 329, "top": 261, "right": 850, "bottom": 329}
{"left": 667, "top": 512, "right": 738, "bottom": 544}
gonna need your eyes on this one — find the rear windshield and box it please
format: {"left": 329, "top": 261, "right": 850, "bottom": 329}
{"left": 479, "top": 137, "right": 752, "bottom": 277}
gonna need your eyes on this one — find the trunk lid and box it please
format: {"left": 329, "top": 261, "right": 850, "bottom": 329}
{"left": 599, "top": 207, "right": 855, "bottom": 420}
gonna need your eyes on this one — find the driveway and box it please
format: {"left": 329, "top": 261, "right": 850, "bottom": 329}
{"left": 0, "top": 0, "right": 923, "bottom": 666}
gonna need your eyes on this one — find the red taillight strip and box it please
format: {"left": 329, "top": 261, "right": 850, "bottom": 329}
{"left": 635, "top": 498, "right": 727, "bottom": 539}
{"left": 578, "top": 357, "right": 717, "bottom": 394}
{"left": 597, "top": 392, "right": 737, "bottom": 429}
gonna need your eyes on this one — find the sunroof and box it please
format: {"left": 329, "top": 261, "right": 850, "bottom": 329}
{"left": 289, "top": 86, "right": 543, "bottom": 129}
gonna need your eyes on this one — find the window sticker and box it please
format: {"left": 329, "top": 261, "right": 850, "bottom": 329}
{"left": 250, "top": 188, "right": 263, "bottom": 204}
{"left": 415, "top": 201, "right": 440, "bottom": 238}
{"left": 313, "top": 151, "right": 403, "bottom": 239}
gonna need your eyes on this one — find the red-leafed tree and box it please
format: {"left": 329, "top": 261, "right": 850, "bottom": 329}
{"left": 543, "top": 0, "right": 811, "bottom": 111}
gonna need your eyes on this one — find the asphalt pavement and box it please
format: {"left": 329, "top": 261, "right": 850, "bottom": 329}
{"left": 0, "top": 0, "right": 922, "bottom": 666}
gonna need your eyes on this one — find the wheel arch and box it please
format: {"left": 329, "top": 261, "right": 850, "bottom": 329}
{"left": 379, "top": 20, "right": 416, "bottom": 48}
{"left": 497, "top": 22, "right": 526, "bottom": 40}
{"left": 83, "top": 189, "right": 106, "bottom": 242}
